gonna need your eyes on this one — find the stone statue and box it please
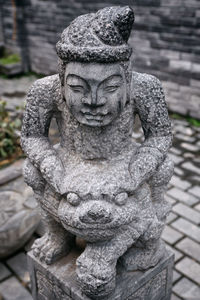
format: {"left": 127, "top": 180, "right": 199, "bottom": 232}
{"left": 21, "top": 6, "right": 173, "bottom": 299}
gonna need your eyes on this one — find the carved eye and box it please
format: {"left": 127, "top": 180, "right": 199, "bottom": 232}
{"left": 68, "top": 85, "right": 84, "bottom": 93}
{"left": 114, "top": 192, "right": 128, "bottom": 206}
{"left": 104, "top": 86, "right": 119, "bottom": 93}
{"left": 66, "top": 192, "right": 80, "bottom": 206}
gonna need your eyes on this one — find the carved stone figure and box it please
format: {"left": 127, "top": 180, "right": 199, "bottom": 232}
{"left": 21, "top": 6, "right": 173, "bottom": 299}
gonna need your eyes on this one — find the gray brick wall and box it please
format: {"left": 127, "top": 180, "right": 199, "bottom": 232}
{"left": 0, "top": 0, "right": 199, "bottom": 119}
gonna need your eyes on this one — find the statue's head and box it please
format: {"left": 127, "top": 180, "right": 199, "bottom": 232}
{"left": 56, "top": 6, "right": 134, "bottom": 127}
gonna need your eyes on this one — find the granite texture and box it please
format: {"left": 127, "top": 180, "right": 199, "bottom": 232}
{"left": 21, "top": 6, "right": 173, "bottom": 299}
{"left": 28, "top": 248, "right": 174, "bottom": 300}
{"left": 56, "top": 6, "right": 134, "bottom": 63}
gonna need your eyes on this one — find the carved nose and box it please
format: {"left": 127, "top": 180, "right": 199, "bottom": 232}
{"left": 88, "top": 208, "right": 105, "bottom": 221}
{"left": 82, "top": 94, "right": 106, "bottom": 107}
{"left": 80, "top": 204, "right": 112, "bottom": 224}
{"left": 81, "top": 91, "right": 98, "bottom": 106}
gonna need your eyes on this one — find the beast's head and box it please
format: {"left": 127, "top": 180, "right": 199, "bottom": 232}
{"left": 58, "top": 173, "right": 152, "bottom": 242}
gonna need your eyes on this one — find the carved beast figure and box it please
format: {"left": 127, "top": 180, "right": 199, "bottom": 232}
{"left": 21, "top": 6, "right": 173, "bottom": 298}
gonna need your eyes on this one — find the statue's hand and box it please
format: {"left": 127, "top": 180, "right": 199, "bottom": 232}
{"left": 129, "top": 152, "right": 158, "bottom": 190}
{"left": 40, "top": 155, "right": 66, "bottom": 195}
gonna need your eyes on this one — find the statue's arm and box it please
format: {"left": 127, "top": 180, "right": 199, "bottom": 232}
{"left": 21, "top": 76, "right": 65, "bottom": 194}
{"left": 130, "top": 72, "right": 172, "bottom": 187}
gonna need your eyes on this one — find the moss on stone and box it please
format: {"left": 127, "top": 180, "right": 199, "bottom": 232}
{"left": 0, "top": 54, "right": 21, "bottom": 65}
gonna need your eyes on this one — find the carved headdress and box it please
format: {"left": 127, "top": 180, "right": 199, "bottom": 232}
{"left": 56, "top": 6, "right": 134, "bottom": 63}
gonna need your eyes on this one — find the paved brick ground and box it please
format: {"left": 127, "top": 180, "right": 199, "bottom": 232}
{"left": 0, "top": 77, "right": 200, "bottom": 299}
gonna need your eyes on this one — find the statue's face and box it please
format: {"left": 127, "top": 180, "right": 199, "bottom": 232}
{"left": 64, "top": 62, "right": 127, "bottom": 127}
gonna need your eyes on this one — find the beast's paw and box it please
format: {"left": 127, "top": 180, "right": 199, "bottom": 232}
{"left": 76, "top": 251, "right": 116, "bottom": 299}
{"left": 121, "top": 239, "right": 165, "bottom": 271}
{"left": 32, "top": 232, "right": 72, "bottom": 264}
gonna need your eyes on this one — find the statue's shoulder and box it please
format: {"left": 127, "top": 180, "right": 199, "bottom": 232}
{"left": 27, "top": 74, "right": 61, "bottom": 107}
{"left": 30, "top": 74, "right": 59, "bottom": 91}
{"left": 131, "top": 71, "right": 162, "bottom": 94}
{"left": 27, "top": 74, "right": 59, "bottom": 97}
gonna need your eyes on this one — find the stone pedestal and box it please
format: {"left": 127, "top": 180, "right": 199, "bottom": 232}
{"left": 28, "top": 248, "right": 174, "bottom": 300}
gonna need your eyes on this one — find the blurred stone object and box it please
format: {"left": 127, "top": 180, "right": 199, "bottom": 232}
{"left": 0, "top": 47, "right": 23, "bottom": 76}
{"left": 0, "top": 62, "right": 22, "bottom": 76}
{"left": 22, "top": 6, "right": 174, "bottom": 299}
{"left": 0, "top": 159, "right": 40, "bottom": 258}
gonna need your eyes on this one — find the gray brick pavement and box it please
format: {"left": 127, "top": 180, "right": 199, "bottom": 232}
{"left": 167, "top": 188, "right": 199, "bottom": 206}
{"left": 166, "top": 212, "right": 178, "bottom": 224}
{"left": 0, "top": 276, "right": 32, "bottom": 300}
{"left": 6, "top": 253, "right": 30, "bottom": 284}
{"left": 174, "top": 167, "right": 184, "bottom": 176}
{"left": 172, "top": 203, "right": 200, "bottom": 224}
{"left": 0, "top": 264, "right": 11, "bottom": 282}
{"left": 166, "top": 245, "right": 183, "bottom": 263}
{"left": 176, "top": 238, "right": 200, "bottom": 263}
{"left": 180, "top": 142, "right": 200, "bottom": 152}
{"left": 165, "top": 119, "right": 200, "bottom": 300}
{"left": 171, "top": 294, "right": 182, "bottom": 300}
{"left": 170, "top": 175, "right": 191, "bottom": 190}
{"left": 173, "top": 278, "right": 200, "bottom": 300}
{"left": 162, "top": 225, "right": 184, "bottom": 245}
{"left": 188, "top": 186, "right": 200, "bottom": 198}
{"left": 173, "top": 271, "right": 182, "bottom": 283}
{"left": 194, "top": 203, "right": 200, "bottom": 211}
{"left": 181, "top": 162, "right": 200, "bottom": 175}
{"left": 175, "top": 257, "right": 200, "bottom": 285}
{"left": 171, "top": 218, "right": 200, "bottom": 243}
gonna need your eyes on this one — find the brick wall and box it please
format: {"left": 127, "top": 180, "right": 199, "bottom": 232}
{"left": 0, "top": 0, "right": 200, "bottom": 119}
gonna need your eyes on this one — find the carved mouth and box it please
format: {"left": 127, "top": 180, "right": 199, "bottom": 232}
{"left": 81, "top": 109, "right": 109, "bottom": 121}
{"left": 60, "top": 221, "right": 119, "bottom": 231}
{"left": 84, "top": 114, "right": 105, "bottom": 121}
{"left": 61, "top": 223, "right": 116, "bottom": 241}
{"left": 81, "top": 108, "right": 108, "bottom": 115}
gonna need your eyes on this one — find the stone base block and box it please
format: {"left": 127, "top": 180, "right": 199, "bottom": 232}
{"left": 27, "top": 248, "right": 174, "bottom": 300}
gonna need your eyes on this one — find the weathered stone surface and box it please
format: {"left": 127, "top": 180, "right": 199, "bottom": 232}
{"left": 0, "top": 75, "right": 36, "bottom": 112}
{"left": 0, "top": 159, "right": 23, "bottom": 186}
{"left": 22, "top": 6, "right": 174, "bottom": 299}
{"left": 28, "top": 248, "right": 174, "bottom": 300}
{"left": 0, "top": 161, "right": 40, "bottom": 258}
{"left": 0, "top": 62, "right": 22, "bottom": 76}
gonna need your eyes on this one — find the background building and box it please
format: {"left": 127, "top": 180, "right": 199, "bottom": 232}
{"left": 0, "top": 0, "right": 199, "bottom": 119}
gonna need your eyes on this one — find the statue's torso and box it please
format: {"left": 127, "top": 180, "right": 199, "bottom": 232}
{"left": 31, "top": 71, "right": 168, "bottom": 240}
{"left": 41, "top": 140, "right": 155, "bottom": 242}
